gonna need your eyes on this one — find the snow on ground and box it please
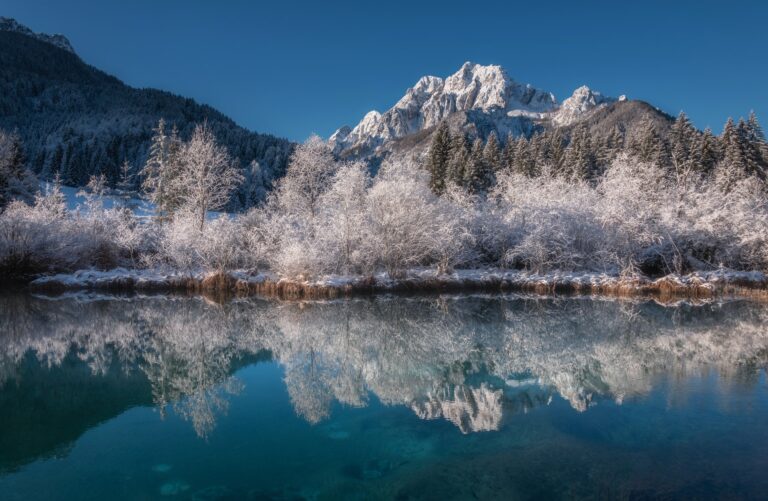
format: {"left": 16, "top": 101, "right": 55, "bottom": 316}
{"left": 40, "top": 182, "right": 225, "bottom": 219}
{"left": 28, "top": 266, "right": 767, "bottom": 298}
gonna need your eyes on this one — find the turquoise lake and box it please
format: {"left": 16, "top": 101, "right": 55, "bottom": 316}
{"left": 0, "top": 293, "right": 767, "bottom": 500}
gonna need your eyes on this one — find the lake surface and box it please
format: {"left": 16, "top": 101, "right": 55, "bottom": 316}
{"left": 1, "top": 293, "right": 767, "bottom": 500}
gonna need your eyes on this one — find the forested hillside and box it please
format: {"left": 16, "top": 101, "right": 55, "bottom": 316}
{"left": 0, "top": 27, "right": 293, "bottom": 210}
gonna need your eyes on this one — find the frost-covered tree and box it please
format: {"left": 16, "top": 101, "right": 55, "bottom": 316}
{"left": 116, "top": 160, "right": 134, "bottom": 193}
{"left": 142, "top": 119, "right": 184, "bottom": 217}
{"left": 364, "top": 160, "right": 466, "bottom": 276}
{"left": 316, "top": 162, "right": 370, "bottom": 274}
{"left": 172, "top": 123, "right": 243, "bottom": 230}
{"left": 274, "top": 134, "right": 337, "bottom": 221}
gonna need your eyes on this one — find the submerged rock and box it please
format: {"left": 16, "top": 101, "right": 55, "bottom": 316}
{"left": 160, "top": 480, "right": 191, "bottom": 496}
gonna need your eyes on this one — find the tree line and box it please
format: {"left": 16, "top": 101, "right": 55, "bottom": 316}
{"left": 426, "top": 112, "right": 768, "bottom": 195}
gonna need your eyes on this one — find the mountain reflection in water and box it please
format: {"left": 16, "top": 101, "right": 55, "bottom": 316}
{"left": 2, "top": 295, "right": 766, "bottom": 435}
{"left": 1, "top": 293, "right": 767, "bottom": 479}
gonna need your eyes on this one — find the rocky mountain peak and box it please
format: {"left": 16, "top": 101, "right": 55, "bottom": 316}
{"left": 552, "top": 85, "right": 616, "bottom": 126}
{"left": 330, "top": 62, "right": 564, "bottom": 155}
{"left": 0, "top": 17, "right": 76, "bottom": 54}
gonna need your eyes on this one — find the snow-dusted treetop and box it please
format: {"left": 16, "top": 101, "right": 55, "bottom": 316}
{"left": 331, "top": 61, "right": 619, "bottom": 154}
{"left": 0, "top": 17, "right": 75, "bottom": 54}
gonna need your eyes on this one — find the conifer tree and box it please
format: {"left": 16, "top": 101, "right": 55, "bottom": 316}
{"left": 483, "top": 132, "right": 502, "bottom": 172}
{"left": 447, "top": 132, "right": 470, "bottom": 187}
{"left": 142, "top": 121, "right": 186, "bottom": 216}
{"left": 426, "top": 122, "right": 452, "bottom": 195}
{"left": 117, "top": 160, "right": 134, "bottom": 193}
{"left": 502, "top": 133, "right": 516, "bottom": 171}
{"left": 564, "top": 124, "right": 595, "bottom": 180}
{"left": 464, "top": 138, "right": 492, "bottom": 193}
{"left": 0, "top": 130, "right": 37, "bottom": 206}
{"left": 633, "top": 121, "right": 668, "bottom": 167}
{"left": 737, "top": 118, "right": 765, "bottom": 179}
{"left": 513, "top": 137, "right": 535, "bottom": 177}
{"left": 547, "top": 129, "right": 566, "bottom": 174}
{"left": 716, "top": 117, "right": 748, "bottom": 192}
{"left": 670, "top": 111, "right": 697, "bottom": 189}
{"left": 695, "top": 127, "right": 719, "bottom": 175}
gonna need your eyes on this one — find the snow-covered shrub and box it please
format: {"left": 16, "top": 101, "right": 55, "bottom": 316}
{"left": 314, "top": 162, "right": 370, "bottom": 274}
{"left": 153, "top": 211, "right": 251, "bottom": 271}
{"left": 491, "top": 171, "right": 610, "bottom": 272}
{"left": 362, "top": 160, "right": 469, "bottom": 277}
{"left": 0, "top": 180, "right": 146, "bottom": 278}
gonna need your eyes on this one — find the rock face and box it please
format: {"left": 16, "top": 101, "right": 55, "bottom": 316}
{"left": 0, "top": 17, "right": 75, "bottom": 54}
{"left": 551, "top": 85, "right": 616, "bottom": 126}
{"left": 331, "top": 62, "right": 619, "bottom": 158}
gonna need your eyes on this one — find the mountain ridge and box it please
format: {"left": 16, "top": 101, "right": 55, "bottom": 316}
{"left": 0, "top": 17, "right": 293, "bottom": 209}
{"left": 330, "top": 61, "right": 670, "bottom": 162}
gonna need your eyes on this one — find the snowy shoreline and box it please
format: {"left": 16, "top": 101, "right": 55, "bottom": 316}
{"left": 24, "top": 267, "right": 768, "bottom": 301}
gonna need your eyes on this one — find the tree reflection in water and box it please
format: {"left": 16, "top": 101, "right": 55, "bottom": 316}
{"left": 1, "top": 293, "right": 767, "bottom": 438}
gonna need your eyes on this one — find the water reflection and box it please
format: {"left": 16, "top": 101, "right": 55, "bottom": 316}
{"left": 1, "top": 293, "right": 767, "bottom": 458}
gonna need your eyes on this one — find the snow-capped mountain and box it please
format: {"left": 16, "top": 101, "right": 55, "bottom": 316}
{"left": 0, "top": 16, "right": 75, "bottom": 54}
{"left": 331, "top": 62, "right": 621, "bottom": 157}
{"left": 551, "top": 85, "right": 624, "bottom": 126}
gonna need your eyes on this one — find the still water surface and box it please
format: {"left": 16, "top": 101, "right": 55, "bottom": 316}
{"left": 0, "top": 293, "right": 767, "bottom": 500}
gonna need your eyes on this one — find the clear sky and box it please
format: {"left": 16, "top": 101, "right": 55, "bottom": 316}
{"left": 3, "top": 0, "right": 767, "bottom": 141}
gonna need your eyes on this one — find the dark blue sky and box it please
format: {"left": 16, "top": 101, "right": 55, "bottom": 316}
{"left": 4, "top": 0, "right": 767, "bottom": 141}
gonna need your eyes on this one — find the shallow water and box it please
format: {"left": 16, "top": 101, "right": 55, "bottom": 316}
{"left": 0, "top": 293, "right": 767, "bottom": 500}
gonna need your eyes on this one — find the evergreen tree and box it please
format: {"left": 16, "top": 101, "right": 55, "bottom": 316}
{"left": 464, "top": 138, "right": 492, "bottom": 193}
{"left": 695, "top": 127, "right": 719, "bottom": 175}
{"left": 547, "top": 129, "right": 566, "bottom": 174}
{"left": 117, "top": 160, "right": 134, "bottom": 193}
{"left": 0, "top": 129, "right": 37, "bottom": 207}
{"left": 632, "top": 121, "right": 668, "bottom": 167}
{"left": 530, "top": 133, "right": 547, "bottom": 171}
{"left": 716, "top": 117, "right": 749, "bottom": 191}
{"left": 483, "top": 132, "right": 502, "bottom": 172}
{"left": 564, "top": 124, "right": 595, "bottom": 180}
{"left": 512, "top": 137, "right": 535, "bottom": 177}
{"left": 747, "top": 111, "right": 765, "bottom": 142}
{"left": 670, "top": 112, "right": 696, "bottom": 169}
{"left": 721, "top": 118, "right": 746, "bottom": 172}
{"left": 670, "top": 111, "right": 697, "bottom": 189}
{"left": 746, "top": 111, "right": 768, "bottom": 174}
{"left": 142, "top": 119, "right": 184, "bottom": 217}
{"left": 502, "top": 133, "right": 516, "bottom": 171}
{"left": 447, "top": 132, "right": 470, "bottom": 187}
{"left": 737, "top": 118, "right": 765, "bottom": 179}
{"left": 426, "top": 122, "right": 452, "bottom": 195}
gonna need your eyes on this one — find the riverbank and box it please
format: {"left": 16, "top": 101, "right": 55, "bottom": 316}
{"left": 21, "top": 267, "right": 768, "bottom": 301}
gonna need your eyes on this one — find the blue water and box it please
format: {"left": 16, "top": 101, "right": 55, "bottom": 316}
{"left": 0, "top": 293, "right": 767, "bottom": 500}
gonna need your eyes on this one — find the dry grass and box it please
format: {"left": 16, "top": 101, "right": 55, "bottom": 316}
{"left": 24, "top": 269, "right": 768, "bottom": 302}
